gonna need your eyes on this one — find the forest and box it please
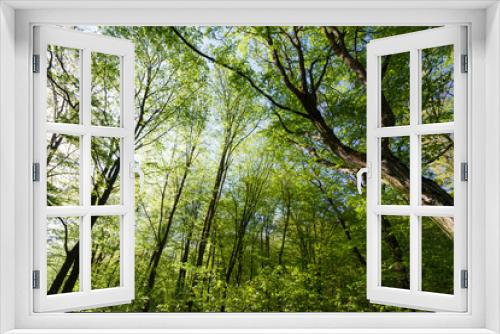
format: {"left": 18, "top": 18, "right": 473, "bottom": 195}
{"left": 45, "top": 26, "right": 455, "bottom": 312}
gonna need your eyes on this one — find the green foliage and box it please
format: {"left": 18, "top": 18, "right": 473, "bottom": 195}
{"left": 46, "top": 26, "right": 454, "bottom": 313}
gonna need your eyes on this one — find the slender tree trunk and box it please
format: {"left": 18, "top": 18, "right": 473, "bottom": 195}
{"left": 143, "top": 155, "right": 193, "bottom": 311}
{"left": 49, "top": 159, "right": 120, "bottom": 294}
{"left": 205, "top": 229, "right": 217, "bottom": 304}
{"left": 260, "top": 227, "right": 264, "bottom": 269}
{"left": 188, "top": 146, "right": 230, "bottom": 311}
{"left": 176, "top": 201, "right": 200, "bottom": 299}
{"left": 176, "top": 220, "right": 194, "bottom": 297}
{"left": 220, "top": 224, "right": 246, "bottom": 312}
{"left": 236, "top": 252, "right": 243, "bottom": 285}
{"left": 60, "top": 249, "right": 79, "bottom": 293}
{"left": 278, "top": 201, "right": 291, "bottom": 265}
{"left": 195, "top": 147, "right": 228, "bottom": 269}
{"left": 381, "top": 216, "right": 410, "bottom": 289}
{"left": 225, "top": 230, "right": 244, "bottom": 284}
{"left": 265, "top": 221, "right": 270, "bottom": 260}
{"left": 337, "top": 217, "right": 366, "bottom": 266}
{"left": 295, "top": 220, "right": 309, "bottom": 271}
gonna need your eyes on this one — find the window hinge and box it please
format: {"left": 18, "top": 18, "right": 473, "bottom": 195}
{"left": 32, "top": 54, "right": 40, "bottom": 73}
{"left": 461, "top": 269, "right": 468, "bottom": 289}
{"left": 461, "top": 54, "right": 468, "bottom": 73}
{"left": 32, "top": 163, "right": 40, "bottom": 182}
{"left": 32, "top": 270, "right": 40, "bottom": 289}
{"left": 461, "top": 162, "right": 468, "bottom": 182}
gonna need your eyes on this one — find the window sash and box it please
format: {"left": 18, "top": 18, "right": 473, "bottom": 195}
{"left": 32, "top": 26, "right": 135, "bottom": 313}
{"left": 366, "top": 26, "right": 468, "bottom": 312}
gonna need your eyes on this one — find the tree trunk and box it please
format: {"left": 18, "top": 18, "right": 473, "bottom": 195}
{"left": 176, "top": 218, "right": 194, "bottom": 297}
{"left": 194, "top": 148, "right": 228, "bottom": 269}
{"left": 381, "top": 216, "right": 410, "bottom": 289}
{"left": 143, "top": 153, "right": 193, "bottom": 311}
{"left": 188, "top": 146, "right": 231, "bottom": 311}
{"left": 278, "top": 199, "right": 291, "bottom": 265}
{"left": 48, "top": 159, "right": 120, "bottom": 294}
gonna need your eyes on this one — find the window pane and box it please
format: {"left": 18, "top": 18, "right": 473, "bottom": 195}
{"left": 91, "top": 52, "right": 121, "bottom": 127}
{"left": 47, "top": 216, "right": 80, "bottom": 294}
{"left": 380, "top": 52, "right": 410, "bottom": 127}
{"left": 421, "top": 45, "right": 454, "bottom": 124}
{"left": 91, "top": 137, "right": 121, "bottom": 205}
{"left": 380, "top": 136, "right": 410, "bottom": 205}
{"left": 46, "top": 45, "right": 80, "bottom": 124}
{"left": 91, "top": 216, "right": 121, "bottom": 289}
{"left": 421, "top": 216, "right": 454, "bottom": 294}
{"left": 381, "top": 215, "right": 410, "bottom": 289}
{"left": 421, "top": 134, "right": 454, "bottom": 206}
{"left": 47, "top": 133, "right": 80, "bottom": 206}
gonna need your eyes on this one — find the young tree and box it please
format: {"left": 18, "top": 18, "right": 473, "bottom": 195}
{"left": 188, "top": 69, "right": 262, "bottom": 310}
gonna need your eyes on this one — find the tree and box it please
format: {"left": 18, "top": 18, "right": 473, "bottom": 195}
{"left": 187, "top": 69, "right": 262, "bottom": 311}
{"left": 142, "top": 101, "right": 207, "bottom": 311}
{"left": 45, "top": 26, "right": 454, "bottom": 312}
{"left": 172, "top": 26, "right": 454, "bottom": 236}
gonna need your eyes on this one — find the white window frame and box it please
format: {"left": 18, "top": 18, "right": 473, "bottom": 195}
{"left": 0, "top": 1, "right": 499, "bottom": 333}
{"left": 32, "top": 26, "right": 136, "bottom": 312}
{"left": 366, "top": 26, "right": 468, "bottom": 312}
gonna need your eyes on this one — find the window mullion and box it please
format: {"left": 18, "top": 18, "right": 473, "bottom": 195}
{"left": 409, "top": 48, "right": 422, "bottom": 292}
{"left": 81, "top": 48, "right": 92, "bottom": 294}
{"left": 121, "top": 52, "right": 135, "bottom": 294}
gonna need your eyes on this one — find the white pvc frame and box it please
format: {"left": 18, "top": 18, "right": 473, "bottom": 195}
{"left": 366, "top": 26, "right": 468, "bottom": 312}
{"left": 1, "top": 2, "right": 499, "bottom": 333}
{"left": 32, "top": 26, "right": 135, "bottom": 312}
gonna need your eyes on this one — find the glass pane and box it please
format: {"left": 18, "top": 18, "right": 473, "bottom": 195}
{"left": 421, "top": 216, "right": 454, "bottom": 294}
{"left": 91, "top": 137, "right": 121, "bottom": 205}
{"left": 46, "top": 45, "right": 80, "bottom": 124}
{"left": 421, "top": 134, "right": 454, "bottom": 206}
{"left": 421, "top": 45, "right": 454, "bottom": 124}
{"left": 380, "top": 52, "right": 410, "bottom": 127}
{"left": 47, "top": 133, "right": 80, "bottom": 206}
{"left": 381, "top": 215, "right": 410, "bottom": 289}
{"left": 47, "top": 216, "right": 80, "bottom": 294}
{"left": 91, "top": 216, "right": 121, "bottom": 289}
{"left": 91, "top": 52, "right": 121, "bottom": 127}
{"left": 380, "top": 136, "right": 410, "bottom": 205}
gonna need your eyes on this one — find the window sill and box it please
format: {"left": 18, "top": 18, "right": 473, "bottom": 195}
{"left": 4, "top": 329, "right": 498, "bottom": 334}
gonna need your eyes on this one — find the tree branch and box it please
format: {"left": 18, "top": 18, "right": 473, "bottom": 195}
{"left": 171, "top": 27, "right": 309, "bottom": 119}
